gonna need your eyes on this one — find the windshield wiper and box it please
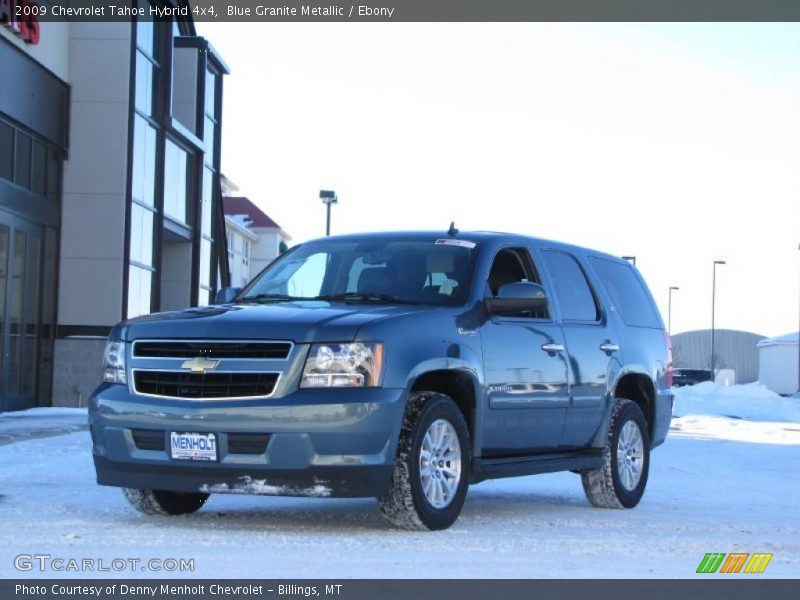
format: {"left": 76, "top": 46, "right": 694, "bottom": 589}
{"left": 313, "top": 292, "right": 422, "bottom": 305}
{"left": 233, "top": 294, "right": 311, "bottom": 304}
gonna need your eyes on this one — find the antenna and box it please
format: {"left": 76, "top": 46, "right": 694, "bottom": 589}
{"left": 448, "top": 221, "right": 459, "bottom": 236}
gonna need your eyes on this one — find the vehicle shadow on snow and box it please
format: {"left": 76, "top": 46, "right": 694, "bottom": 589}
{"left": 116, "top": 485, "right": 595, "bottom": 533}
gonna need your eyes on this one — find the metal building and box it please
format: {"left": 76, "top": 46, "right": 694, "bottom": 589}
{"left": 757, "top": 333, "right": 799, "bottom": 395}
{"left": 671, "top": 329, "right": 765, "bottom": 384}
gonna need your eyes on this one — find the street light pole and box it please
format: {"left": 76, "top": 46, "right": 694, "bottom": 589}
{"left": 711, "top": 260, "right": 726, "bottom": 378}
{"left": 319, "top": 190, "right": 338, "bottom": 236}
{"left": 622, "top": 255, "right": 636, "bottom": 265}
{"left": 668, "top": 286, "right": 679, "bottom": 334}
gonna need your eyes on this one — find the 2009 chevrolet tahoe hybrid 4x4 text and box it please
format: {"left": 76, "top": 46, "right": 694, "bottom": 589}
{"left": 90, "top": 230, "right": 673, "bottom": 530}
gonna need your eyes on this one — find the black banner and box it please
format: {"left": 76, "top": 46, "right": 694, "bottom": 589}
{"left": 2, "top": 580, "right": 799, "bottom": 600}
{"left": 16, "top": 0, "right": 800, "bottom": 22}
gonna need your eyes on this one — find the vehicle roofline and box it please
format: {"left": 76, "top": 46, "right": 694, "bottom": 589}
{"left": 297, "top": 230, "right": 629, "bottom": 263}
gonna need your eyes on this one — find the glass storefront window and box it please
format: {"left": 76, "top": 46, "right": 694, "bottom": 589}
{"left": 204, "top": 115, "right": 216, "bottom": 165}
{"left": 163, "top": 139, "right": 189, "bottom": 224}
{"left": 129, "top": 204, "right": 154, "bottom": 267}
{"left": 131, "top": 116, "right": 157, "bottom": 207}
{"left": 201, "top": 167, "right": 213, "bottom": 238}
{"left": 0, "top": 122, "right": 12, "bottom": 182}
{"left": 205, "top": 69, "right": 216, "bottom": 114}
{"left": 46, "top": 148, "right": 61, "bottom": 202}
{"left": 14, "top": 132, "right": 31, "bottom": 189}
{"left": 136, "top": 18, "right": 154, "bottom": 55}
{"left": 134, "top": 53, "right": 155, "bottom": 117}
{"left": 30, "top": 140, "right": 46, "bottom": 195}
{"left": 199, "top": 239, "right": 211, "bottom": 288}
{"left": 127, "top": 265, "right": 153, "bottom": 319}
{"left": 22, "top": 234, "right": 40, "bottom": 396}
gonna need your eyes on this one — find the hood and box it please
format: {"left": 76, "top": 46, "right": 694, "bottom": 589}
{"left": 116, "top": 301, "right": 428, "bottom": 343}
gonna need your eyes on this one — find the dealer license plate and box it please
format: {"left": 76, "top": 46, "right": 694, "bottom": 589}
{"left": 169, "top": 432, "right": 218, "bottom": 462}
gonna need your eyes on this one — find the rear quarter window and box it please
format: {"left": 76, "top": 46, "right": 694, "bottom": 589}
{"left": 588, "top": 257, "right": 662, "bottom": 328}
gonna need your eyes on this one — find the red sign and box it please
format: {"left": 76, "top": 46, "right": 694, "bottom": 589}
{"left": 0, "top": 0, "right": 41, "bottom": 45}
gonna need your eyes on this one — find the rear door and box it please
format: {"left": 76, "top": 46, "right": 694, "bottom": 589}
{"left": 538, "top": 249, "right": 617, "bottom": 449}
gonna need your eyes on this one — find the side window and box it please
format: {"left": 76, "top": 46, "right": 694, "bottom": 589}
{"left": 487, "top": 248, "right": 531, "bottom": 297}
{"left": 589, "top": 257, "right": 661, "bottom": 328}
{"left": 541, "top": 250, "right": 599, "bottom": 322}
{"left": 487, "top": 247, "right": 548, "bottom": 319}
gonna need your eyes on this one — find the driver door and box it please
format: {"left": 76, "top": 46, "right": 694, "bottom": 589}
{"left": 480, "top": 247, "right": 569, "bottom": 456}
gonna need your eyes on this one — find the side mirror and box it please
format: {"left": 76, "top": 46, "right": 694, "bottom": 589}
{"left": 485, "top": 282, "right": 549, "bottom": 316}
{"left": 214, "top": 287, "right": 242, "bottom": 304}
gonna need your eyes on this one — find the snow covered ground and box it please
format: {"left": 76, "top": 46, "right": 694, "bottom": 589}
{"left": 0, "top": 386, "right": 798, "bottom": 579}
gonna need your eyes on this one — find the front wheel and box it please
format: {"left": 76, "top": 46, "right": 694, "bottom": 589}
{"left": 122, "top": 488, "right": 209, "bottom": 515}
{"left": 581, "top": 399, "right": 650, "bottom": 509}
{"left": 378, "top": 392, "right": 471, "bottom": 531}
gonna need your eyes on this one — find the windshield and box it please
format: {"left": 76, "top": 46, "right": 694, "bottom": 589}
{"left": 239, "top": 238, "right": 476, "bottom": 306}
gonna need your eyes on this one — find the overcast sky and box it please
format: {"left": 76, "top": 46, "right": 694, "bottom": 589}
{"left": 197, "top": 22, "right": 800, "bottom": 338}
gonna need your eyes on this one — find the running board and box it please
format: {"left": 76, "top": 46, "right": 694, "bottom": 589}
{"left": 471, "top": 450, "right": 603, "bottom": 483}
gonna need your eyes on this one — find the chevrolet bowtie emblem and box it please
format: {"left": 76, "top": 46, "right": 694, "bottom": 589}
{"left": 181, "top": 357, "right": 220, "bottom": 373}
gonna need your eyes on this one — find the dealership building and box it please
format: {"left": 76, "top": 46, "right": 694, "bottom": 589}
{"left": 0, "top": 5, "right": 230, "bottom": 412}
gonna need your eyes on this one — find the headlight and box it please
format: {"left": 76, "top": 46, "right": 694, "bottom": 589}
{"left": 103, "top": 340, "right": 127, "bottom": 384}
{"left": 301, "top": 343, "right": 383, "bottom": 388}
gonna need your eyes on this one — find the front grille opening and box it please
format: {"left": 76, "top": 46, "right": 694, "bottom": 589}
{"left": 133, "top": 341, "right": 292, "bottom": 360}
{"left": 134, "top": 371, "right": 279, "bottom": 399}
{"left": 228, "top": 434, "right": 271, "bottom": 455}
{"left": 131, "top": 429, "right": 166, "bottom": 451}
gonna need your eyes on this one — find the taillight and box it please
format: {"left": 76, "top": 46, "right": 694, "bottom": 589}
{"left": 663, "top": 330, "right": 673, "bottom": 388}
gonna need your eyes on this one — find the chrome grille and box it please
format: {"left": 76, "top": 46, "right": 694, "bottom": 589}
{"left": 133, "top": 371, "right": 280, "bottom": 400}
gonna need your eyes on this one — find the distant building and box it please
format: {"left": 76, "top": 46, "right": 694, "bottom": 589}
{"left": 223, "top": 196, "right": 291, "bottom": 286}
{"left": 757, "top": 333, "right": 799, "bottom": 396}
{"left": 224, "top": 214, "right": 259, "bottom": 288}
{"left": 671, "top": 329, "right": 765, "bottom": 384}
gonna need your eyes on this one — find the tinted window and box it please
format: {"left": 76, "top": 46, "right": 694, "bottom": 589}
{"left": 542, "top": 250, "right": 598, "bottom": 321}
{"left": 0, "top": 121, "right": 12, "bottom": 181}
{"left": 14, "top": 131, "right": 31, "bottom": 188}
{"left": 589, "top": 257, "right": 661, "bottom": 328}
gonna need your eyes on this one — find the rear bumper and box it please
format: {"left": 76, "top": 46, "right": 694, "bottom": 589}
{"left": 89, "top": 384, "right": 406, "bottom": 498}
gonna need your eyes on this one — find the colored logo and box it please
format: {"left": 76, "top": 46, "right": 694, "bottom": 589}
{"left": 696, "top": 552, "right": 773, "bottom": 574}
{"left": 180, "top": 357, "right": 219, "bottom": 374}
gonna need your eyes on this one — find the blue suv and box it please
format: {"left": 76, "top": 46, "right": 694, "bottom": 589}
{"left": 90, "top": 231, "right": 673, "bottom": 530}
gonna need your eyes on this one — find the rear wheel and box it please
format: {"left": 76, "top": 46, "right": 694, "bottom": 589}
{"left": 122, "top": 488, "right": 209, "bottom": 515}
{"left": 581, "top": 399, "right": 650, "bottom": 509}
{"left": 378, "top": 391, "right": 471, "bottom": 531}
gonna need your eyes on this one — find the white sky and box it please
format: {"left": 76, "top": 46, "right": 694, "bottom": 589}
{"left": 196, "top": 22, "right": 800, "bottom": 338}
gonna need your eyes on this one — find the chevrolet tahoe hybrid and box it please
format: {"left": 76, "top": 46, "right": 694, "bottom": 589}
{"left": 90, "top": 231, "right": 673, "bottom": 530}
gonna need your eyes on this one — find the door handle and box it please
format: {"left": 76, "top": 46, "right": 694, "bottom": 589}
{"left": 541, "top": 342, "right": 564, "bottom": 355}
{"left": 600, "top": 341, "right": 620, "bottom": 355}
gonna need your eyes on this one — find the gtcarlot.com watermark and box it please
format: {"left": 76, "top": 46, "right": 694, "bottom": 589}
{"left": 14, "top": 554, "right": 195, "bottom": 573}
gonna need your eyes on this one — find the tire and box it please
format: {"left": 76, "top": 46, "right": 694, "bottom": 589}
{"left": 378, "top": 391, "right": 471, "bottom": 531}
{"left": 581, "top": 399, "right": 650, "bottom": 509}
{"left": 122, "top": 488, "right": 209, "bottom": 516}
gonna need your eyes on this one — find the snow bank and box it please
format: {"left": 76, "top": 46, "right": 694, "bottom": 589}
{"left": 0, "top": 407, "right": 87, "bottom": 419}
{"left": 673, "top": 382, "right": 800, "bottom": 423}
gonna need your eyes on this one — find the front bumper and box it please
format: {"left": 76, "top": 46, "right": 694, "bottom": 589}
{"left": 89, "top": 384, "right": 406, "bottom": 498}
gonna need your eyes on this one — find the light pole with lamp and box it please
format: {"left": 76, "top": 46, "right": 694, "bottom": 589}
{"left": 711, "top": 260, "right": 726, "bottom": 378}
{"left": 622, "top": 255, "right": 636, "bottom": 266}
{"left": 320, "top": 190, "right": 337, "bottom": 236}
{"left": 668, "top": 286, "right": 679, "bottom": 335}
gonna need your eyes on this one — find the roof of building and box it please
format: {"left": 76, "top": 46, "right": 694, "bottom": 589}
{"left": 757, "top": 332, "right": 799, "bottom": 347}
{"left": 223, "top": 196, "right": 283, "bottom": 229}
